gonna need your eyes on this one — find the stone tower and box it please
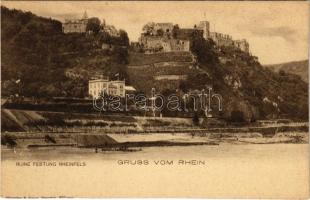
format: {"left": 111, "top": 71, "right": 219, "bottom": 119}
{"left": 197, "top": 21, "right": 210, "bottom": 40}
{"left": 82, "top": 11, "right": 88, "bottom": 19}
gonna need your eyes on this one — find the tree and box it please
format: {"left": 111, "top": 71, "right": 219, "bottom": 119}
{"left": 119, "top": 29, "right": 129, "bottom": 46}
{"left": 2, "top": 80, "right": 18, "bottom": 96}
{"left": 279, "top": 69, "right": 286, "bottom": 76}
{"left": 156, "top": 29, "right": 164, "bottom": 36}
{"left": 191, "top": 32, "right": 215, "bottom": 63}
{"left": 230, "top": 110, "right": 245, "bottom": 122}
{"left": 192, "top": 112, "right": 199, "bottom": 126}
{"left": 113, "top": 46, "right": 128, "bottom": 65}
{"left": 86, "top": 17, "right": 101, "bottom": 34}
{"left": 190, "top": 31, "right": 220, "bottom": 76}
{"left": 172, "top": 24, "right": 180, "bottom": 38}
{"left": 179, "top": 81, "right": 188, "bottom": 93}
{"left": 142, "top": 22, "right": 155, "bottom": 35}
{"left": 98, "top": 31, "right": 112, "bottom": 44}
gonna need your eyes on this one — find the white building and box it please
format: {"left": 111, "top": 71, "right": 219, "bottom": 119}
{"left": 89, "top": 78, "right": 134, "bottom": 98}
{"left": 62, "top": 11, "right": 88, "bottom": 33}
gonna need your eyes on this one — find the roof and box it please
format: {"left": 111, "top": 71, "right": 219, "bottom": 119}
{"left": 76, "top": 135, "right": 118, "bottom": 147}
{"left": 156, "top": 22, "right": 173, "bottom": 26}
{"left": 125, "top": 86, "right": 136, "bottom": 91}
{"left": 89, "top": 79, "right": 109, "bottom": 83}
{"left": 110, "top": 80, "right": 125, "bottom": 84}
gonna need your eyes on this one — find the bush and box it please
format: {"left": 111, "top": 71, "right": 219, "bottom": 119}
{"left": 44, "top": 135, "right": 56, "bottom": 143}
{"left": 1, "top": 135, "right": 17, "bottom": 147}
{"left": 86, "top": 17, "right": 101, "bottom": 34}
{"left": 230, "top": 110, "right": 245, "bottom": 122}
{"left": 143, "top": 119, "right": 171, "bottom": 127}
{"left": 84, "top": 121, "right": 109, "bottom": 127}
{"left": 192, "top": 113, "right": 199, "bottom": 126}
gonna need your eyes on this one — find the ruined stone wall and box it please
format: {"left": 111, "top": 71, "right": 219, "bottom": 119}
{"left": 234, "top": 39, "right": 250, "bottom": 53}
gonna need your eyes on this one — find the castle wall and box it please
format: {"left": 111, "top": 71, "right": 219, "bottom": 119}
{"left": 169, "top": 39, "right": 190, "bottom": 52}
{"left": 139, "top": 20, "right": 250, "bottom": 54}
{"left": 176, "top": 28, "right": 203, "bottom": 40}
{"left": 62, "top": 19, "right": 88, "bottom": 33}
{"left": 140, "top": 35, "right": 190, "bottom": 53}
{"left": 145, "top": 37, "right": 164, "bottom": 49}
{"left": 209, "top": 32, "right": 234, "bottom": 47}
{"left": 153, "top": 23, "right": 174, "bottom": 35}
{"left": 234, "top": 39, "right": 250, "bottom": 53}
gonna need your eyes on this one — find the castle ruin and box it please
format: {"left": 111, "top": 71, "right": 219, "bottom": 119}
{"left": 138, "top": 20, "right": 250, "bottom": 54}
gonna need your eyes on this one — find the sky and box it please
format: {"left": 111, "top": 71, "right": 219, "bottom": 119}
{"left": 2, "top": 1, "right": 309, "bottom": 64}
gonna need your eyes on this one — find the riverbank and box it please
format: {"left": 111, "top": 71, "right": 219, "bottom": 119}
{"left": 2, "top": 108, "right": 308, "bottom": 149}
{"left": 2, "top": 109, "right": 308, "bottom": 135}
{"left": 2, "top": 131, "right": 308, "bottom": 151}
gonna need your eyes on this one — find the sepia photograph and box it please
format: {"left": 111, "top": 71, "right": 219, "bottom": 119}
{"left": 1, "top": 1, "right": 309, "bottom": 198}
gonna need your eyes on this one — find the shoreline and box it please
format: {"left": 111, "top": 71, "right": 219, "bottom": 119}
{"left": 2, "top": 131, "right": 308, "bottom": 150}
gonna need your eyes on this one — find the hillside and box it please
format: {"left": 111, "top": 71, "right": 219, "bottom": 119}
{"left": 1, "top": 6, "right": 129, "bottom": 98}
{"left": 265, "top": 60, "right": 308, "bottom": 83}
{"left": 127, "top": 37, "right": 308, "bottom": 120}
{"left": 1, "top": 6, "right": 308, "bottom": 121}
{"left": 127, "top": 52, "right": 199, "bottom": 94}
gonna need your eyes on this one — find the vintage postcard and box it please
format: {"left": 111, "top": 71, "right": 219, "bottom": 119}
{"left": 1, "top": 1, "right": 309, "bottom": 198}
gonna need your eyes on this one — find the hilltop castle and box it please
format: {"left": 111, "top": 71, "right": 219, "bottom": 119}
{"left": 196, "top": 20, "right": 250, "bottom": 53}
{"left": 62, "top": 11, "right": 88, "bottom": 33}
{"left": 138, "top": 20, "right": 250, "bottom": 54}
{"left": 62, "top": 12, "right": 119, "bottom": 37}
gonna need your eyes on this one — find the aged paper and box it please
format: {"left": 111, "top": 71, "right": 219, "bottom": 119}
{"left": 1, "top": 1, "right": 309, "bottom": 198}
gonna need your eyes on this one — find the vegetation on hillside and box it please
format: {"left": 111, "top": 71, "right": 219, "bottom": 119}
{"left": 185, "top": 32, "right": 308, "bottom": 120}
{"left": 265, "top": 60, "right": 308, "bottom": 83}
{"left": 1, "top": 6, "right": 308, "bottom": 120}
{"left": 1, "top": 6, "right": 129, "bottom": 98}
